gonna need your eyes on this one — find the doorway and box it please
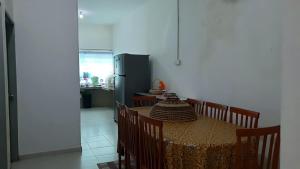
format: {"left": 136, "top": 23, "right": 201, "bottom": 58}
{"left": 79, "top": 50, "right": 117, "bottom": 162}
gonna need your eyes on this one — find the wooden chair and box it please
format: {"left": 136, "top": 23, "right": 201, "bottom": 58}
{"left": 139, "top": 115, "right": 164, "bottom": 169}
{"left": 126, "top": 110, "right": 140, "bottom": 169}
{"left": 204, "top": 101, "right": 228, "bottom": 121}
{"left": 132, "top": 96, "right": 157, "bottom": 107}
{"left": 116, "top": 101, "right": 128, "bottom": 169}
{"left": 229, "top": 107, "right": 260, "bottom": 128}
{"left": 186, "top": 98, "right": 205, "bottom": 116}
{"left": 235, "top": 126, "right": 280, "bottom": 169}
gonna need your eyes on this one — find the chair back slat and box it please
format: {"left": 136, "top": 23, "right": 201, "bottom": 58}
{"left": 266, "top": 134, "right": 275, "bottom": 169}
{"left": 186, "top": 98, "right": 204, "bottom": 116}
{"left": 116, "top": 101, "right": 127, "bottom": 169}
{"left": 230, "top": 107, "right": 260, "bottom": 128}
{"left": 117, "top": 102, "right": 127, "bottom": 146}
{"left": 126, "top": 109, "right": 140, "bottom": 168}
{"left": 235, "top": 126, "right": 280, "bottom": 169}
{"left": 139, "top": 115, "right": 163, "bottom": 169}
{"left": 133, "top": 96, "right": 157, "bottom": 107}
{"left": 204, "top": 101, "right": 228, "bottom": 121}
{"left": 260, "top": 135, "right": 268, "bottom": 167}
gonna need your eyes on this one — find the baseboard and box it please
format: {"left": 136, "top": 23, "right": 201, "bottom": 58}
{"left": 19, "top": 146, "right": 82, "bottom": 160}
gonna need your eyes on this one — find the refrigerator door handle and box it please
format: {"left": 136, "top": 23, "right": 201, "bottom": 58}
{"left": 113, "top": 74, "right": 126, "bottom": 77}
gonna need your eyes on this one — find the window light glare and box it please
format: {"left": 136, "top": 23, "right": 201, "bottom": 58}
{"left": 79, "top": 11, "right": 84, "bottom": 19}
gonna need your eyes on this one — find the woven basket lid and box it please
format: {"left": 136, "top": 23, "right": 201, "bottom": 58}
{"left": 150, "top": 98, "right": 197, "bottom": 122}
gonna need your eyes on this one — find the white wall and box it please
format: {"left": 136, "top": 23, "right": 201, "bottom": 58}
{"left": 5, "top": 0, "right": 13, "bottom": 17}
{"left": 281, "top": 0, "right": 300, "bottom": 168}
{"left": 113, "top": 7, "right": 149, "bottom": 55}
{"left": 79, "top": 23, "right": 113, "bottom": 50}
{"left": 113, "top": 0, "right": 282, "bottom": 127}
{"left": 14, "top": 0, "right": 81, "bottom": 155}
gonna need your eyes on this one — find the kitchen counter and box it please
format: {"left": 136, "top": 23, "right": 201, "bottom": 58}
{"left": 80, "top": 86, "right": 114, "bottom": 108}
{"left": 135, "top": 92, "right": 187, "bottom": 101}
{"left": 135, "top": 92, "right": 167, "bottom": 100}
{"left": 80, "top": 86, "right": 114, "bottom": 92}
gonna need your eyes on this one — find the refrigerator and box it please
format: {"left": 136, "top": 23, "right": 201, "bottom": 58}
{"left": 114, "top": 53, "right": 151, "bottom": 122}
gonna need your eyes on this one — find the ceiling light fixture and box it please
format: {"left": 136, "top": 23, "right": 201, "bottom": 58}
{"left": 79, "top": 11, "right": 84, "bottom": 19}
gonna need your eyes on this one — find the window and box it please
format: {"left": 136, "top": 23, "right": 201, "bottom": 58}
{"left": 79, "top": 50, "right": 114, "bottom": 86}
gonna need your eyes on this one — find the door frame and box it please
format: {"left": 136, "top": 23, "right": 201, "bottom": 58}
{"left": 6, "top": 11, "right": 19, "bottom": 161}
{"left": 0, "top": 1, "right": 9, "bottom": 169}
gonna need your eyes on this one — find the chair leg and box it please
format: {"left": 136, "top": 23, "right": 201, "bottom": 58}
{"left": 125, "top": 153, "right": 130, "bottom": 169}
{"left": 136, "top": 157, "right": 140, "bottom": 169}
{"left": 119, "top": 152, "right": 122, "bottom": 169}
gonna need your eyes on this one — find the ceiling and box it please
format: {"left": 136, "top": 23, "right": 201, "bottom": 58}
{"left": 78, "top": 0, "right": 148, "bottom": 25}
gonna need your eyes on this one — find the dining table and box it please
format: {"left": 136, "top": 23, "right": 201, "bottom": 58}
{"left": 130, "top": 106, "right": 242, "bottom": 169}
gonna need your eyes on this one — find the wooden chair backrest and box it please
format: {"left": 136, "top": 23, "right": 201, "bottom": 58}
{"left": 235, "top": 126, "right": 280, "bottom": 169}
{"left": 204, "top": 101, "right": 228, "bottom": 121}
{"left": 126, "top": 110, "right": 139, "bottom": 158}
{"left": 186, "top": 98, "right": 205, "bottom": 116}
{"left": 139, "top": 115, "right": 164, "bottom": 169}
{"left": 230, "top": 107, "right": 260, "bottom": 128}
{"left": 117, "top": 101, "right": 127, "bottom": 147}
{"left": 133, "top": 96, "right": 157, "bottom": 107}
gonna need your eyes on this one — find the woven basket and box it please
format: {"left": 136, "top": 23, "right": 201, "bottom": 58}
{"left": 150, "top": 98, "right": 197, "bottom": 122}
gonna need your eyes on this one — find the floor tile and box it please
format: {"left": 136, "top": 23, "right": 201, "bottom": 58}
{"left": 86, "top": 135, "right": 109, "bottom": 143}
{"left": 81, "top": 143, "right": 90, "bottom": 150}
{"left": 96, "top": 154, "right": 118, "bottom": 163}
{"left": 81, "top": 149, "right": 95, "bottom": 157}
{"left": 88, "top": 140, "right": 113, "bottom": 148}
{"left": 91, "top": 147, "right": 117, "bottom": 156}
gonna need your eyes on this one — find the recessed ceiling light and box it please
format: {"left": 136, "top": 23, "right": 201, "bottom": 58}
{"left": 79, "top": 11, "right": 84, "bottom": 19}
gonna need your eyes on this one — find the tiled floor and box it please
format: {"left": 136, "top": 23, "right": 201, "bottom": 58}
{"left": 81, "top": 108, "right": 118, "bottom": 161}
{"left": 12, "top": 107, "right": 118, "bottom": 169}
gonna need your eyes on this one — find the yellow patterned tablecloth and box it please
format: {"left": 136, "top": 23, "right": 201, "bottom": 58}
{"left": 131, "top": 107, "right": 240, "bottom": 169}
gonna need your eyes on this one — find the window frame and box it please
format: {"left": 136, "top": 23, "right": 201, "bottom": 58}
{"left": 79, "top": 49, "right": 114, "bottom": 84}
